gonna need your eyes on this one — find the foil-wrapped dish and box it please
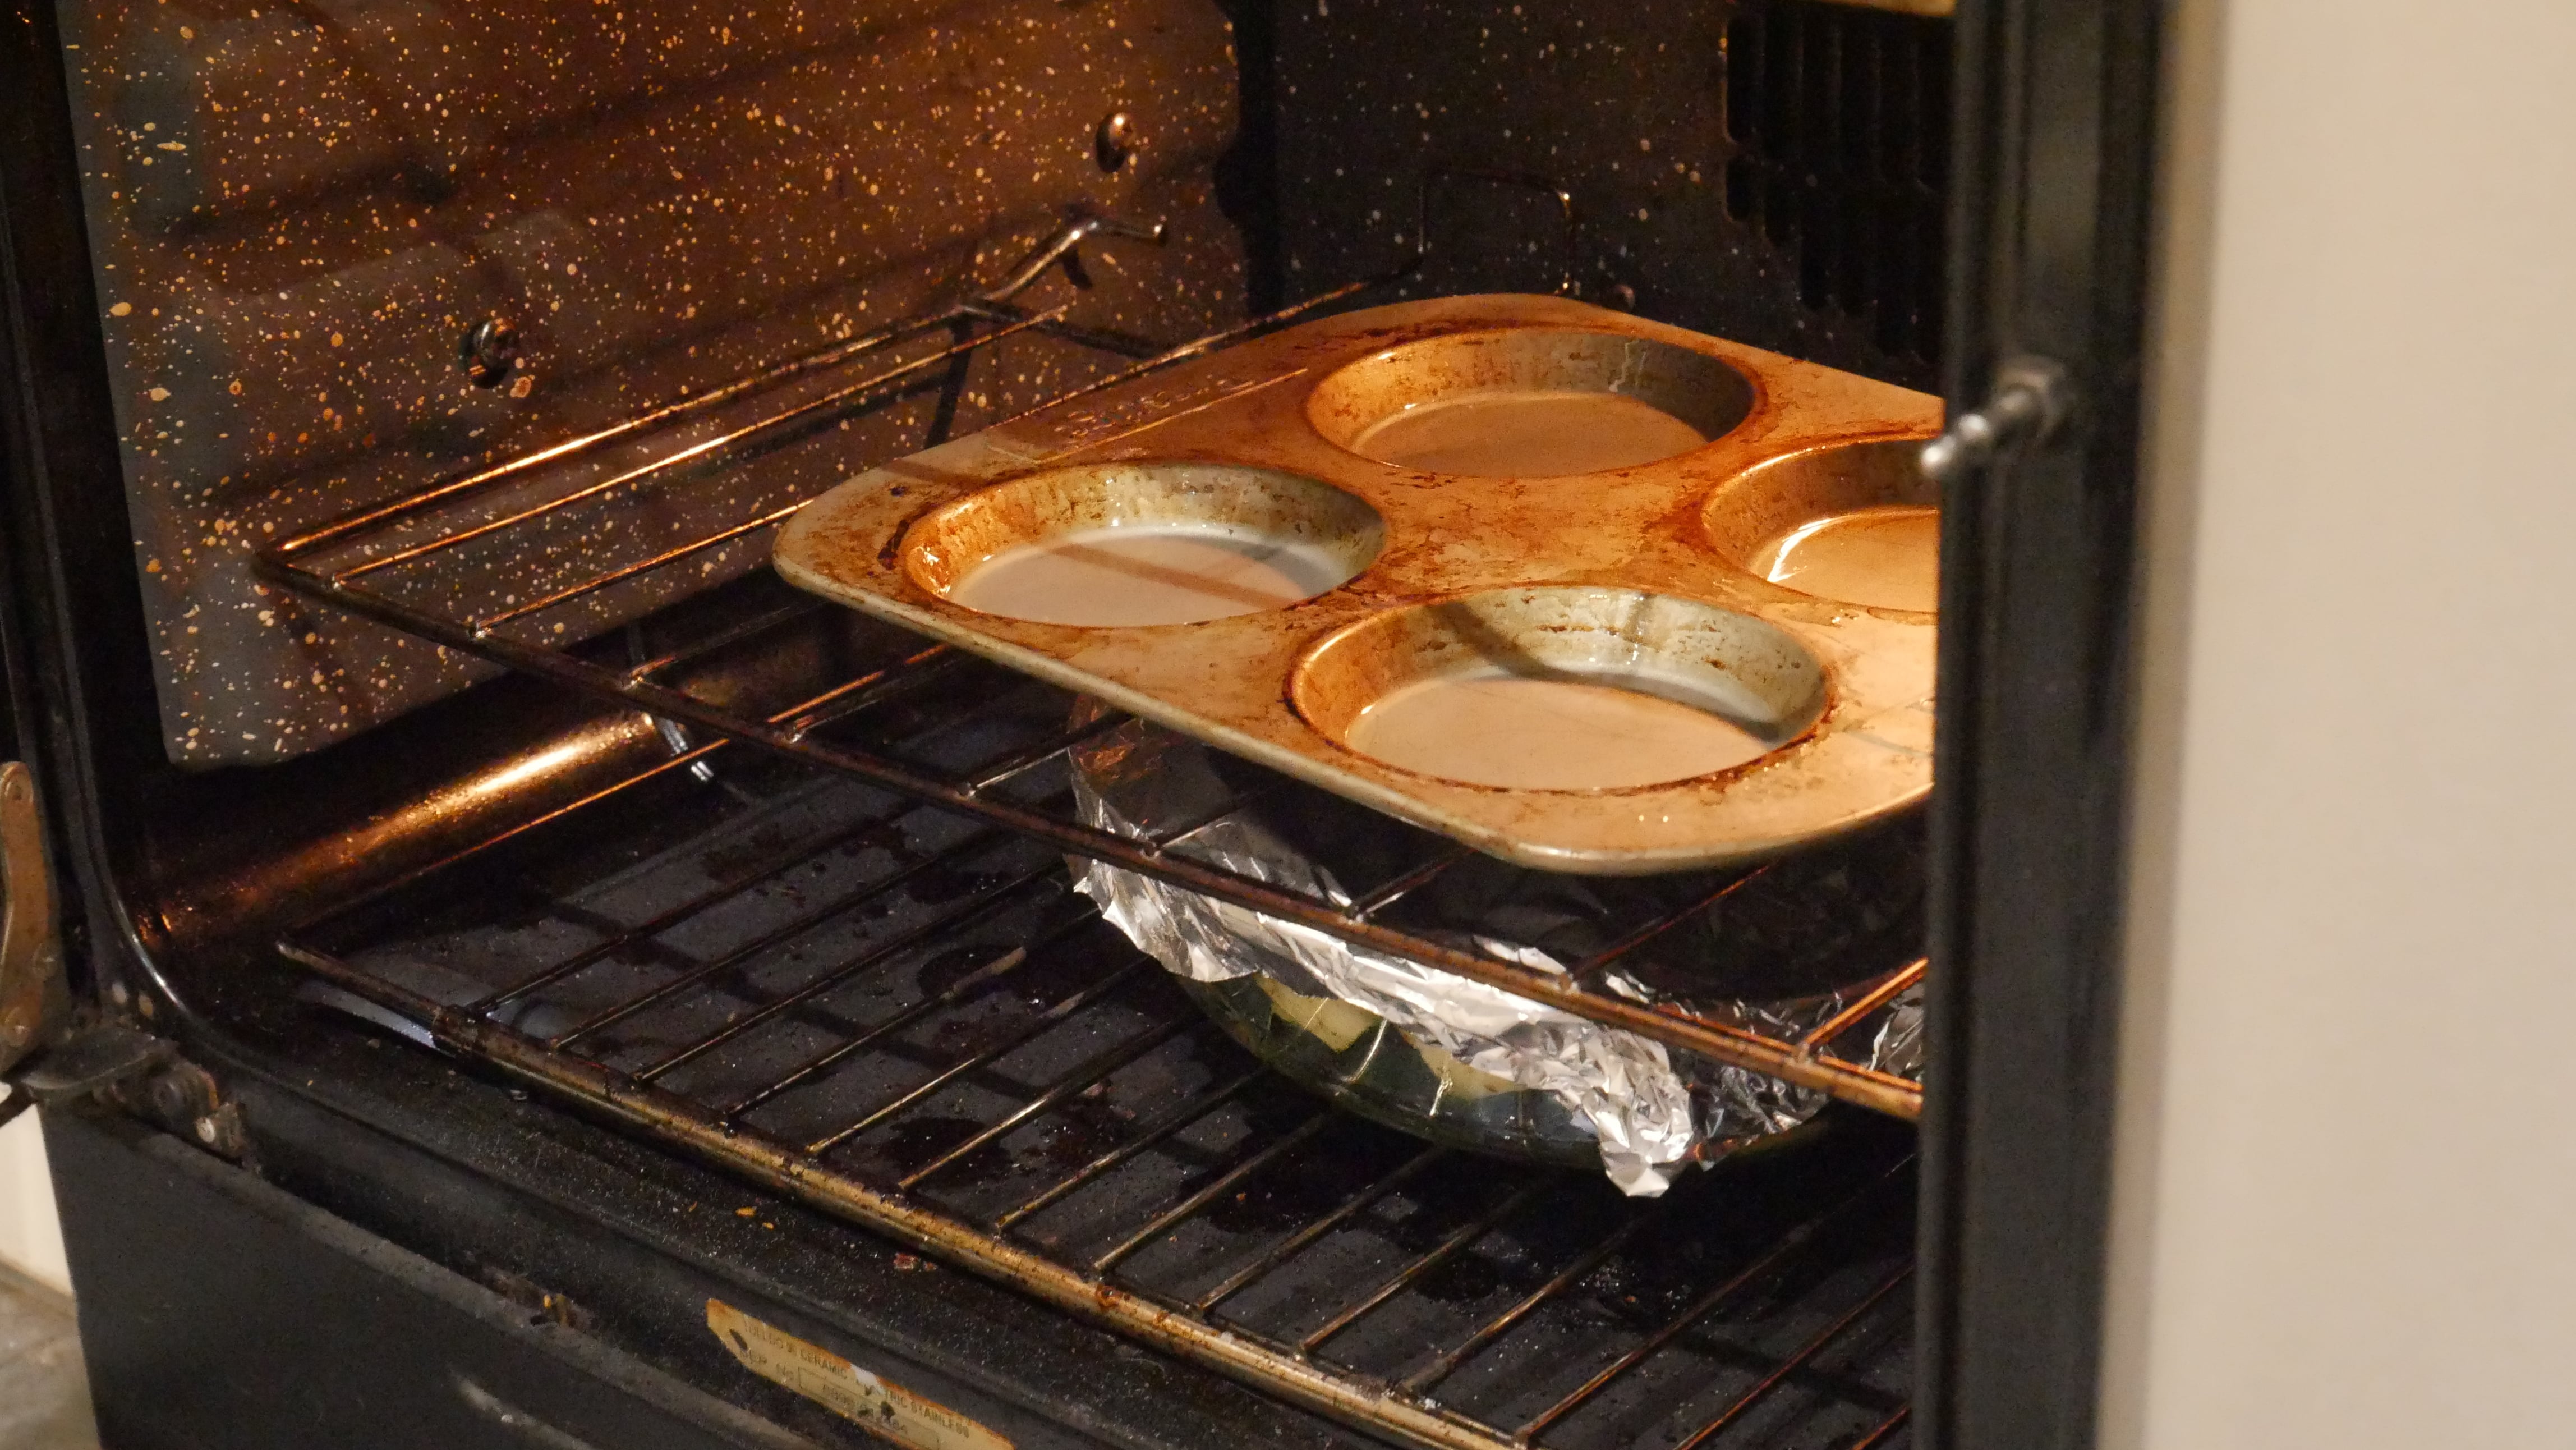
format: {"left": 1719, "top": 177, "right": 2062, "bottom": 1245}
{"left": 1067, "top": 706, "right": 1926, "bottom": 1194}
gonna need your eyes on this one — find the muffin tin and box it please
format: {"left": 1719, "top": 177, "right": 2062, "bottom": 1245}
{"left": 775, "top": 293, "right": 1942, "bottom": 874}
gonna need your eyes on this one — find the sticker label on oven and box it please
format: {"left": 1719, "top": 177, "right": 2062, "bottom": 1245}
{"left": 706, "top": 1299, "right": 1014, "bottom": 1450}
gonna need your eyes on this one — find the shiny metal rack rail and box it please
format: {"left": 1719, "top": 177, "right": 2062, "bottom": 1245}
{"left": 254, "top": 207, "right": 1927, "bottom": 1122}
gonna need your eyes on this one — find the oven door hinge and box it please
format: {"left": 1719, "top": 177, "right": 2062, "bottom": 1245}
{"left": 0, "top": 759, "right": 70, "bottom": 1079}
{"left": 0, "top": 1022, "right": 194, "bottom": 1139}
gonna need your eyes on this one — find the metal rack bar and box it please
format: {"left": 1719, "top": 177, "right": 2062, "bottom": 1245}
{"left": 1671, "top": 1268, "right": 1915, "bottom": 1450}
{"left": 715, "top": 923, "right": 1082, "bottom": 1119}
{"left": 1089, "top": 1111, "right": 1338, "bottom": 1273}
{"left": 718, "top": 909, "right": 1103, "bottom": 1119}
{"left": 1572, "top": 865, "right": 1777, "bottom": 980}
{"left": 960, "top": 712, "right": 1134, "bottom": 795}
{"left": 274, "top": 309, "right": 968, "bottom": 559}
{"left": 806, "top": 963, "right": 1175, "bottom": 1156}
{"left": 1797, "top": 960, "right": 1928, "bottom": 1050}
{"left": 545, "top": 833, "right": 1034, "bottom": 1049}
{"left": 628, "top": 600, "right": 829, "bottom": 682}
{"left": 894, "top": 1008, "right": 1209, "bottom": 1191}
{"left": 778, "top": 648, "right": 965, "bottom": 740}
{"left": 462, "top": 659, "right": 963, "bottom": 1016}
{"left": 1346, "top": 844, "right": 1476, "bottom": 920}
{"left": 476, "top": 501, "right": 809, "bottom": 632}
{"left": 988, "top": 273, "right": 1388, "bottom": 429}
{"left": 279, "top": 203, "right": 1169, "bottom": 566}
{"left": 631, "top": 874, "right": 1066, "bottom": 1082}
{"left": 991, "top": 1066, "right": 1271, "bottom": 1233}
{"left": 1299, "top": 1180, "right": 1553, "bottom": 1356}
{"left": 1402, "top": 1206, "right": 1666, "bottom": 1393}
{"left": 479, "top": 810, "right": 947, "bottom": 1015}
{"left": 332, "top": 307, "right": 1066, "bottom": 586}
{"left": 1193, "top": 1143, "right": 1448, "bottom": 1313}
{"left": 1850, "top": 1406, "right": 1913, "bottom": 1449}
{"left": 1515, "top": 1158, "right": 1915, "bottom": 1440}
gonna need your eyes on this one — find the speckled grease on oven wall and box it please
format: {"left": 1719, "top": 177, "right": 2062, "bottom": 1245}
{"left": 1263, "top": 0, "right": 1949, "bottom": 381}
{"left": 57, "top": 0, "right": 1248, "bottom": 764}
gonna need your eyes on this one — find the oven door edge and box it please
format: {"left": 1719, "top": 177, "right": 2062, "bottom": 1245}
{"left": 1918, "top": 0, "right": 2169, "bottom": 1447}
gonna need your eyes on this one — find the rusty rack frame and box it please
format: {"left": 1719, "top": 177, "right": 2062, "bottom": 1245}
{"left": 254, "top": 203, "right": 1925, "bottom": 1123}
{"left": 279, "top": 689, "right": 1918, "bottom": 1449}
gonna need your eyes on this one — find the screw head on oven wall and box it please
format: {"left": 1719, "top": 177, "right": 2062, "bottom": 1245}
{"left": 460, "top": 316, "right": 522, "bottom": 388}
{"left": 1094, "top": 111, "right": 1137, "bottom": 172}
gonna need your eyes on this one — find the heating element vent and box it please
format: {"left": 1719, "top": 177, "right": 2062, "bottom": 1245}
{"left": 263, "top": 219, "right": 1928, "bottom": 1450}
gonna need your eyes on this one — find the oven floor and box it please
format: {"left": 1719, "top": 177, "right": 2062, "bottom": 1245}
{"left": 0, "top": 1261, "right": 100, "bottom": 1450}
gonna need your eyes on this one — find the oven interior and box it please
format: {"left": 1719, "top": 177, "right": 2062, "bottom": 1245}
{"left": 33, "top": 1, "right": 1958, "bottom": 1447}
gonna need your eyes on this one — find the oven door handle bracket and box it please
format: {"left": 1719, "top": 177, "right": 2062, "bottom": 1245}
{"left": 1919, "top": 355, "right": 2076, "bottom": 485}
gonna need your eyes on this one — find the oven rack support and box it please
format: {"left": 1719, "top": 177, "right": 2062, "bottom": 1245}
{"left": 253, "top": 200, "right": 1926, "bottom": 1122}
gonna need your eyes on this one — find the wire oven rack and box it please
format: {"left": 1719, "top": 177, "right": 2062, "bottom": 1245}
{"left": 258, "top": 201, "right": 1929, "bottom": 1449}
{"left": 252, "top": 203, "right": 1928, "bottom": 1124}
{"left": 281, "top": 644, "right": 1918, "bottom": 1450}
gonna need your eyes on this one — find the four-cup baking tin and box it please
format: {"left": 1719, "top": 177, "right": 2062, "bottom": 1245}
{"left": 776, "top": 294, "right": 1942, "bottom": 874}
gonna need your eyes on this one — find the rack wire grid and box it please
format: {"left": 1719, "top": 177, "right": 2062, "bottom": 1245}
{"left": 282, "top": 636, "right": 1920, "bottom": 1449}
{"left": 254, "top": 207, "right": 1928, "bottom": 1124}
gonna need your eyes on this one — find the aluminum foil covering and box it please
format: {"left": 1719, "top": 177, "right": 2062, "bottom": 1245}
{"left": 1066, "top": 711, "right": 1926, "bottom": 1196}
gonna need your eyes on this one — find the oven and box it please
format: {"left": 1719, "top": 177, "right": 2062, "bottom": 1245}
{"left": 0, "top": 1, "right": 2158, "bottom": 1447}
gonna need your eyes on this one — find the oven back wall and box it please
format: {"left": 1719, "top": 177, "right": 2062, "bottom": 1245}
{"left": 1267, "top": 0, "right": 1949, "bottom": 389}
{"left": 2109, "top": 0, "right": 2576, "bottom": 1442}
{"left": 56, "top": 0, "right": 1247, "bottom": 766}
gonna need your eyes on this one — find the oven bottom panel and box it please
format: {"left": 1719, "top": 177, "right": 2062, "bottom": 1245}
{"left": 47, "top": 1108, "right": 818, "bottom": 1450}
{"left": 54, "top": 1013, "right": 1370, "bottom": 1450}
{"left": 138, "top": 993, "right": 1915, "bottom": 1450}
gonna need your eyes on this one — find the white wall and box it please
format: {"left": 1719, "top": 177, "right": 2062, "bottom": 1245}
{"left": 2103, "top": 1, "right": 2576, "bottom": 1445}
{"left": 0, "top": 1109, "right": 70, "bottom": 1295}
